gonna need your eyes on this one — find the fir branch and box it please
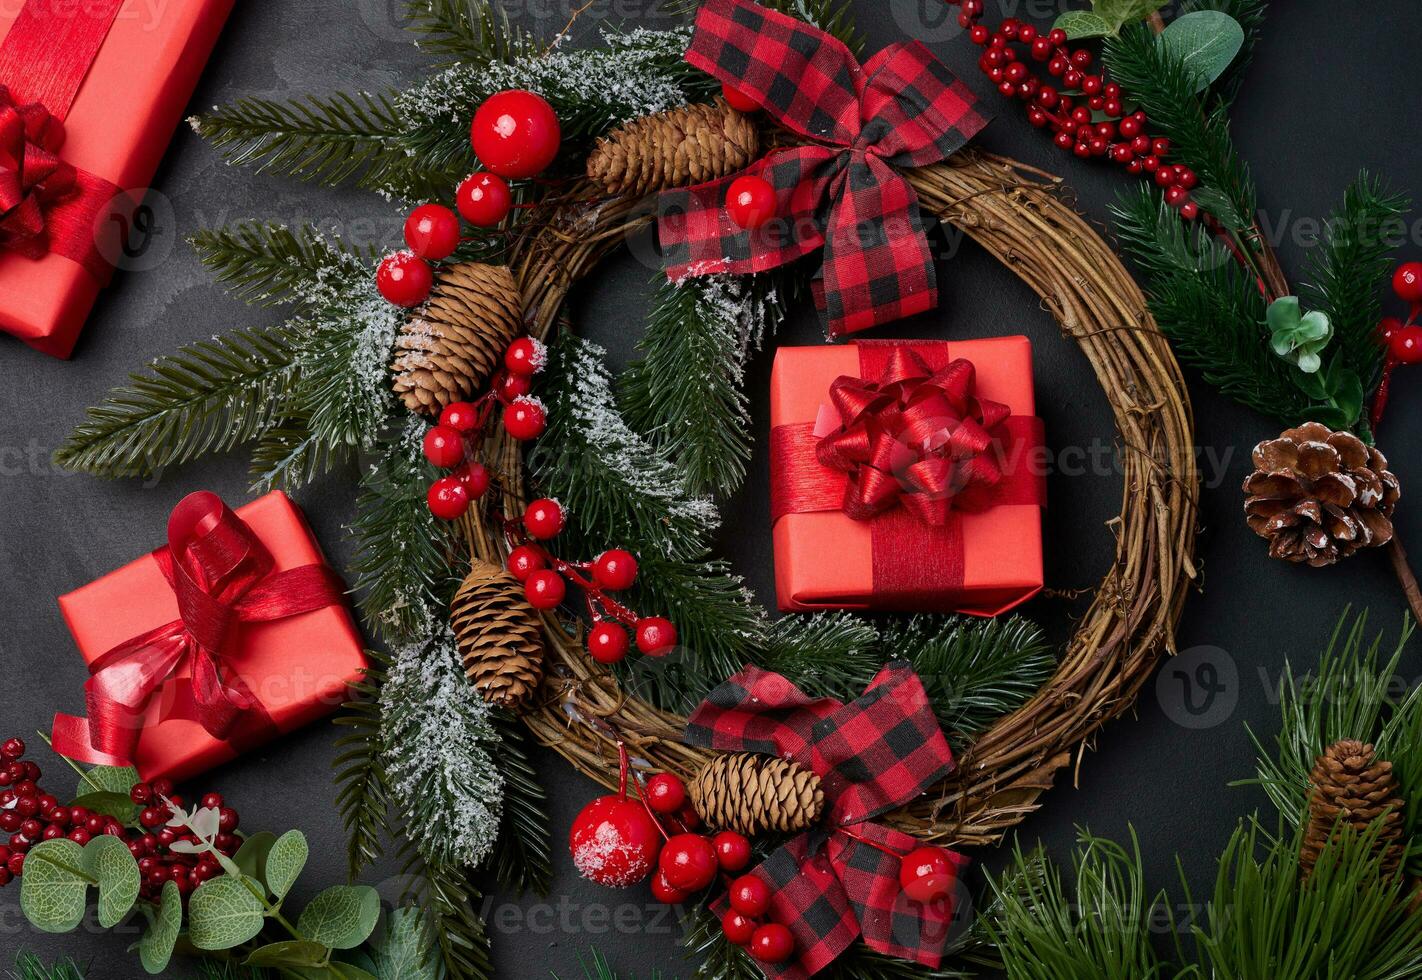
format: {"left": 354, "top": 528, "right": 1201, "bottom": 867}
{"left": 402, "top": 0, "right": 539, "bottom": 66}
{"left": 1301, "top": 173, "right": 1410, "bottom": 393}
{"left": 758, "top": 612, "right": 884, "bottom": 703}
{"left": 54, "top": 325, "right": 302, "bottom": 480}
{"left": 7, "top": 954, "right": 88, "bottom": 980}
{"left": 247, "top": 416, "right": 351, "bottom": 493}
{"left": 486, "top": 710, "right": 554, "bottom": 896}
{"left": 190, "top": 223, "right": 372, "bottom": 308}
{"left": 1189, "top": 0, "right": 1268, "bottom": 105}
{"left": 402, "top": 853, "right": 494, "bottom": 980}
{"left": 333, "top": 651, "right": 392, "bottom": 878}
{"left": 561, "top": 949, "right": 661, "bottom": 980}
{"left": 192, "top": 961, "right": 269, "bottom": 980}
{"left": 621, "top": 274, "right": 784, "bottom": 498}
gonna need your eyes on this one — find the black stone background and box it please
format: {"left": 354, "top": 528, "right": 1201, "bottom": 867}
{"left": 1, "top": 0, "right": 1420, "bottom": 976}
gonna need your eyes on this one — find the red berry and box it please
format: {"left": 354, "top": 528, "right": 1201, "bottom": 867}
{"left": 587, "top": 621, "right": 630, "bottom": 664}
{"left": 1393, "top": 262, "right": 1422, "bottom": 304}
{"left": 1174, "top": 166, "right": 1198, "bottom": 190}
{"left": 592, "top": 549, "right": 638, "bottom": 591}
{"left": 523, "top": 498, "right": 564, "bottom": 539}
{"left": 729, "top": 874, "right": 772, "bottom": 916}
{"left": 422, "top": 425, "right": 466, "bottom": 468}
{"left": 650, "top": 870, "right": 689, "bottom": 904}
{"left": 1152, "top": 137, "right": 1171, "bottom": 157}
{"left": 376, "top": 251, "right": 433, "bottom": 308}
{"left": 1154, "top": 166, "right": 1177, "bottom": 188}
{"left": 0, "top": 738, "right": 23, "bottom": 760}
{"left": 42, "top": 825, "right": 64, "bottom": 841}
{"left": 471, "top": 90, "right": 562, "bottom": 178}
{"left": 721, "top": 82, "right": 759, "bottom": 113}
{"left": 1049, "top": 28, "right": 1068, "bottom": 45}
{"left": 524, "top": 569, "right": 567, "bottom": 610}
{"left": 218, "top": 808, "right": 239, "bottom": 833}
{"left": 658, "top": 833, "right": 718, "bottom": 892}
{"left": 456, "top": 172, "right": 513, "bottom": 226}
{"left": 404, "top": 203, "right": 461, "bottom": 260}
{"left": 506, "top": 544, "right": 546, "bottom": 582}
{"left": 427, "top": 476, "right": 471, "bottom": 520}
{"left": 635, "top": 617, "right": 678, "bottom": 657}
{"left": 899, "top": 845, "right": 961, "bottom": 903}
{"left": 505, "top": 337, "right": 545, "bottom": 376}
{"left": 19, "top": 819, "right": 41, "bottom": 839}
{"left": 1141, "top": 155, "right": 1160, "bottom": 172}
{"left": 84, "top": 815, "right": 105, "bottom": 835}
{"left": 676, "top": 803, "right": 702, "bottom": 832}
{"left": 749, "top": 923, "right": 795, "bottom": 963}
{"left": 7, "top": 853, "right": 24, "bottom": 876}
{"left": 496, "top": 372, "right": 532, "bottom": 404}
{"left": 644, "top": 773, "right": 687, "bottom": 814}
{"left": 1164, "top": 186, "right": 1190, "bottom": 207}
{"left": 1391, "top": 325, "right": 1422, "bottom": 364}
{"left": 1053, "top": 131, "right": 1073, "bottom": 150}
{"left": 130, "top": 783, "right": 153, "bottom": 805}
{"left": 439, "top": 401, "right": 480, "bottom": 433}
{"left": 713, "top": 831, "right": 752, "bottom": 872}
{"left": 1379, "top": 317, "right": 1405, "bottom": 344}
{"left": 569, "top": 794, "right": 661, "bottom": 887}
{"left": 68, "top": 829, "right": 92, "bottom": 845}
{"left": 726, "top": 175, "right": 777, "bottom": 229}
{"left": 503, "top": 396, "right": 547, "bottom": 441}
{"left": 1070, "top": 48, "right": 1092, "bottom": 68}
{"left": 722, "top": 910, "right": 758, "bottom": 946}
{"left": 1110, "top": 144, "right": 1133, "bottom": 163}
{"left": 969, "top": 24, "right": 990, "bottom": 44}
{"left": 456, "top": 460, "right": 491, "bottom": 499}
{"left": 1119, "top": 116, "right": 1141, "bottom": 138}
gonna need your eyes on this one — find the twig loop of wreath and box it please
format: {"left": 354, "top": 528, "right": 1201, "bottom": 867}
{"left": 461, "top": 149, "right": 1199, "bottom": 848}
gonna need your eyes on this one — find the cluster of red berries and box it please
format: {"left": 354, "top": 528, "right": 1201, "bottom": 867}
{"left": 502, "top": 500, "right": 678, "bottom": 662}
{"left": 377, "top": 89, "right": 563, "bottom": 307}
{"left": 708, "top": 82, "right": 781, "bottom": 232}
{"left": 1371, "top": 262, "right": 1422, "bottom": 428}
{"left": 425, "top": 337, "right": 548, "bottom": 521}
{"left": 948, "top": 5, "right": 1200, "bottom": 219}
{"left": 127, "top": 784, "right": 240, "bottom": 903}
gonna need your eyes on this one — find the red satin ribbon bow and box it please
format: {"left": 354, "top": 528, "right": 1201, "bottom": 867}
{"left": 817, "top": 346, "right": 1010, "bottom": 525}
{"left": 0, "top": 85, "right": 75, "bottom": 258}
{"left": 52, "top": 492, "right": 347, "bottom": 770}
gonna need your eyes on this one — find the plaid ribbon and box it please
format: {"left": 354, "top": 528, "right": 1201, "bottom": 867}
{"left": 685, "top": 662, "right": 965, "bottom": 977}
{"left": 657, "top": 0, "right": 990, "bottom": 338}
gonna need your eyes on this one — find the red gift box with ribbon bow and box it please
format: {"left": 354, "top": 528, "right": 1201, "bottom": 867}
{"left": 770, "top": 338, "right": 1046, "bottom": 614}
{"left": 51, "top": 491, "right": 366, "bottom": 782}
{"left": 0, "top": 0, "right": 234, "bottom": 358}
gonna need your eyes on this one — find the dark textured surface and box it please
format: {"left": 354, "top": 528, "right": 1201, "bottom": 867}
{"left": 1, "top": 1, "right": 1420, "bottom": 976}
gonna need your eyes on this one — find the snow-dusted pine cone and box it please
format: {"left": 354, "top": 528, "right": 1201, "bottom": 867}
{"left": 688, "top": 753, "right": 824, "bottom": 836}
{"left": 586, "top": 99, "right": 759, "bottom": 197}
{"left": 1243, "top": 421, "right": 1400, "bottom": 567}
{"left": 1300, "top": 739, "right": 1405, "bottom": 879}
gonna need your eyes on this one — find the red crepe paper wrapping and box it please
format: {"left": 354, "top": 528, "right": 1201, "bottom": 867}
{"left": 0, "top": 0, "right": 235, "bottom": 358}
{"left": 55, "top": 491, "right": 366, "bottom": 782}
{"left": 770, "top": 338, "right": 1046, "bottom": 614}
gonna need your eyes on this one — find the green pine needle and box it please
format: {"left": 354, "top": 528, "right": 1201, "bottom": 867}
{"left": 332, "top": 652, "right": 393, "bottom": 878}
{"left": 7, "top": 954, "right": 88, "bottom": 980}
{"left": 559, "top": 949, "right": 661, "bottom": 980}
{"left": 191, "top": 222, "right": 374, "bottom": 308}
{"left": 401, "top": 852, "right": 495, "bottom": 980}
{"left": 487, "top": 710, "right": 554, "bottom": 897}
{"left": 402, "top": 0, "right": 539, "bottom": 66}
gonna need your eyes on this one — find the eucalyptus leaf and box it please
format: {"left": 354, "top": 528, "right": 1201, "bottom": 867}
{"left": 1158, "top": 10, "right": 1245, "bottom": 93}
{"left": 1053, "top": 9, "right": 1112, "bottom": 39}
{"left": 84, "top": 835, "right": 141, "bottom": 927}
{"left": 233, "top": 830, "right": 278, "bottom": 882}
{"left": 331, "top": 965, "right": 380, "bottom": 980}
{"left": 71, "top": 791, "right": 139, "bottom": 822}
{"left": 297, "top": 885, "right": 381, "bottom": 950}
{"left": 75, "top": 765, "right": 140, "bottom": 799}
{"left": 266, "top": 829, "right": 309, "bottom": 900}
{"left": 136, "top": 882, "right": 182, "bottom": 974}
{"left": 245, "top": 939, "right": 332, "bottom": 969}
{"left": 19, "top": 840, "right": 90, "bottom": 933}
{"left": 187, "top": 875, "right": 266, "bottom": 950}
{"left": 367, "top": 907, "right": 439, "bottom": 980}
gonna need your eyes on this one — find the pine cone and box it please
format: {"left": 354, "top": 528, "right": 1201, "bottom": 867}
{"left": 451, "top": 559, "right": 545, "bottom": 710}
{"left": 390, "top": 262, "right": 523, "bottom": 416}
{"left": 1300, "top": 739, "right": 1406, "bottom": 879}
{"left": 688, "top": 753, "right": 825, "bottom": 837}
{"left": 586, "top": 99, "right": 760, "bottom": 197}
{"left": 1243, "top": 421, "right": 1400, "bottom": 567}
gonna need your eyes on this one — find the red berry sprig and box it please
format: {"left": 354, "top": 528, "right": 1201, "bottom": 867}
{"left": 500, "top": 501, "right": 679, "bottom": 663}
{"left": 1371, "top": 261, "right": 1422, "bottom": 428}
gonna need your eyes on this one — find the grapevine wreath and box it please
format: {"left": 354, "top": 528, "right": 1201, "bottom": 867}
{"left": 49, "top": 0, "right": 1201, "bottom": 975}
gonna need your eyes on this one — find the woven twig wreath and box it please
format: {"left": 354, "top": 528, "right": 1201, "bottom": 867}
{"left": 461, "top": 148, "right": 1199, "bottom": 848}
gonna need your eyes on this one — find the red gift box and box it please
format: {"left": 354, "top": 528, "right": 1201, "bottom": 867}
{"left": 770, "top": 338, "right": 1046, "bottom": 615}
{"left": 54, "top": 491, "right": 366, "bottom": 782}
{"left": 0, "top": 0, "right": 235, "bottom": 358}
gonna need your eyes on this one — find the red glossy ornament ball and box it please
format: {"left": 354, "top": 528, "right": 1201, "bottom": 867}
{"left": 650, "top": 870, "right": 689, "bottom": 905}
{"left": 592, "top": 549, "right": 638, "bottom": 591}
{"left": 427, "top": 476, "right": 471, "bottom": 520}
{"left": 635, "top": 617, "right": 678, "bottom": 657}
{"left": 729, "top": 874, "right": 772, "bottom": 917}
{"left": 721, "top": 82, "right": 759, "bottom": 113}
{"left": 569, "top": 794, "right": 661, "bottom": 888}
{"left": 713, "top": 831, "right": 752, "bottom": 872}
{"left": 658, "top": 833, "right": 718, "bottom": 892}
{"left": 749, "top": 923, "right": 795, "bottom": 964}
{"left": 376, "top": 251, "right": 433, "bottom": 307}
{"left": 456, "top": 460, "right": 491, "bottom": 499}
{"left": 471, "top": 90, "right": 562, "bottom": 178}
{"left": 456, "top": 172, "right": 512, "bottom": 226}
{"left": 506, "top": 544, "right": 547, "bottom": 582}
{"left": 726, "top": 175, "right": 776, "bottom": 229}
{"left": 496, "top": 372, "right": 532, "bottom": 404}
{"left": 404, "top": 204, "right": 461, "bottom": 260}
{"left": 899, "top": 845, "right": 961, "bottom": 903}
{"left": 503, "top": 396, "right": 547, "bottom": 441}
{"left": 524, "top": 498, "right": 564, "bottom": 539}
{"left": 1391, "top": 325, "right": 1422, "bottom": 365}
{"left": 524, "top": 569, "right": 567, "bottom": 610}
{"left": 505, "top": 337, "right": 546, "bottom": 376}
{"left": 721, "top": 910, "right": 758, "bottom": 946}
{"left": 439, "top": 400, "right": 480, "bottom": 433}
{"left": 422, "top": 425, "right": 466, "bottom": 468}
{"left": 1394, "top": 262, "right": 1422, "bottom": 304}
{"left": 644, "top": 773, "right": 686, "bottom": 814}
{"left": 587, "top": 621, "right": 630, "bottom": 664}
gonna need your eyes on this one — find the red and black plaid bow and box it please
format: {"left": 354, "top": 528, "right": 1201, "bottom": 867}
{"left": 658, "top": 0, "right": 989, "bottom": 338}
{"left": 0, "top": 85, "right": 76, "bottom": 258}
{"left": 818, "top": 347, "right": 1011, "bottom": 525}
{"left": 685, "top": 662, "right": 965, "bottom": 978}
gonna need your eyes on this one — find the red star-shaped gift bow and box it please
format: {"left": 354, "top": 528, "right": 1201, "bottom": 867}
{"left": 0, "top": 85, "right": 77, "bottom": 259}
{"left": 685, "top": 662, "right": 966, "bottom": 978}
{"left": 657, "top": 0, "right": 990, "bottom": 337}
{"left": 817, "top": 346, "right": 1011, "bottom": 525}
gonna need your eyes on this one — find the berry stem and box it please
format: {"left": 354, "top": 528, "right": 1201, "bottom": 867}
{"left": 500, "top": 519, "right": 642, "bottom": 627}
{"left": 1387, "top": 537, "right": 1422, "bottom": 626}
{"left": 1371, "top": 359, "right": 1397, "bottom": 430}
{"left": 834, "top": 826, "right": 908, "bottom": 861}
{"left": 34, "top": 731, "right": 108, "bottom": 798}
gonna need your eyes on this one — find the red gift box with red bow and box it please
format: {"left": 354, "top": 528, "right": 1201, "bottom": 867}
{"left": 0, "top": 0, "right": 234, "bottom": 358}
{"left": 770, "top": 338, "right": 1047, "bottom": 614}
